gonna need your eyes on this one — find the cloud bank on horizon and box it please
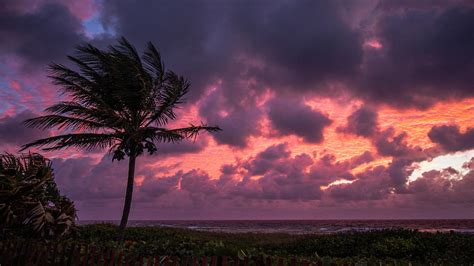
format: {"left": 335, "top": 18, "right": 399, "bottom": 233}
{"left": 1, "top": 0, "right": 474, "bottom": 219}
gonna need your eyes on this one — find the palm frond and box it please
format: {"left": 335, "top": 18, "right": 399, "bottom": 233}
{"left": 20, "top": 133, "right": 119, "bottom": 151}
{"left": 44, "top": 102, "right": 127, "bottom": 129}
{"left": 149, "top": 124, "right": 221, "bottom": 142}
{"left": 75, "top": 43, "right": 110, "bottom": 71}
{"left": 23, "top": 115, "right": 107, "bottom": 131}
{"left": 169, "top": 124, "right": 222, "bottom": 139}
{"left": 147, "top": 71, "right": 190, "bottom": 126}
{"left": 48, "top": 63, "right": 106, "bottom": 108}
{"left": 143, "top": 42, "right": 165, "bottom": 81}
{"left": 112, "top": 37, "right": 142, "bottom": 65}
{"left": 66, "top": 55, "right": 102, "bottom": 81}
{"left": 22, "top": 37, "right": 221, "bottom": 159}
{"left": 49, "top": 63, "right": 94, "bottom": 89}
{"left": 140, "top": 127, "right": 185, "bottom": 143}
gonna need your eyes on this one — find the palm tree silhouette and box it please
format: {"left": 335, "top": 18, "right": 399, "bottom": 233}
{"left": 21, "top": 37, "right": 221, "bottom": 237}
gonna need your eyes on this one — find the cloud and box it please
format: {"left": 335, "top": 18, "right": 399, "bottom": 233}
{"left": 376, "top": 0, "right": 474, "bottom": 12}
{"left": 326, "top": 158, "right": 413, "bottom": 201}
{"left": 2, "top": 0, "right": 474, "bottom": 219}
{"left": 0, "top": 3, "right": 86, "bottom": 72}
{"left": 358, "top": 6, "right": 474, "bottom": 108}
{"left": 0, "top": 110, "right": 48, "bottom": 150}
{"left": 198, "top": 86, "right": 263, "bottom": 148}
{"left": 428, "top": 125, "right": 474, "bottom": 152}
{"left": 49, "top": 140, "right": 473, "bottom": 219}
{"left": 140, "top": 169, "right": 218, "bottom": 203}
{"left": 52, "top": 155, "right": 128, "bottom": 201}
{"left": 0, "top": 0, "right": 98, "bottom": 20}
{"left": 155, "top": 138, "right": 208, "bottom": 157}
{"left": 338, "top": 105, "right": 379, "bottom": 137}
{"left": 405, "top": 165, "right": 474, "bottom": 205}
{"left": 100, "top": 0, "right": 363, "bottom": 101}
{"left": 225, "top": 0, "right": 363, "bottom": 91}
{"left": 99, "top": 0, "right": 474, "bottom": 109}
{"left": 243, "top": 143, "right": 292, "bottom": 176}
{"left": 373, "top": 128, "right": 416, "bottom": 157}
{"left": 326, "top": 150, "right": 435, "bottom": 202}
{"left": 327, "top": 165, "right": 392, "bottom": 201}
{"left": 267, "top": 98, "right": 332, "bottom": 143}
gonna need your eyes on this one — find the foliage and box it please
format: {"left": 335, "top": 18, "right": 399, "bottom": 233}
{"left": 0, "top": 153, "right": 76, "bottom": 239}
{"left": 20, "top": 36, "right": 221, "bottom": 232}
{"left": 20, "top": 37, "right": 221, "bottom": 160}
{"left": 56, "top": 224, "right": 474, "bottom": 264}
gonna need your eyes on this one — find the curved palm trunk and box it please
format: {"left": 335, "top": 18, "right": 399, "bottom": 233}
{"left": 118, "top": 152, "right": 136, "bottom": 240}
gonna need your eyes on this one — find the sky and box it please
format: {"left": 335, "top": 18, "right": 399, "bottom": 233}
{"left": 1, "top": 0, "right": 474, "bottom": 220}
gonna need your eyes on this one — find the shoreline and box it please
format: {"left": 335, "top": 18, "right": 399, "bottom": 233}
{"left": 77, "top": 219, "right": 474, "bottom": 235}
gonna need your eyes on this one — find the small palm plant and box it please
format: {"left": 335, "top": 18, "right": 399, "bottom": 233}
{"left": 0, "top": 153, "right": 76, "bottom": 239}
{"left": 21, "top": 37, "right": 221, "bottom": 237}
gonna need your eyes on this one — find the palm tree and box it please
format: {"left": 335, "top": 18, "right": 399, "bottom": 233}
{"left": 0, "top": 153, "right": 76, "bottom": 239}
{"left": 21, "top": 37, "right": 221, "bottom": 237}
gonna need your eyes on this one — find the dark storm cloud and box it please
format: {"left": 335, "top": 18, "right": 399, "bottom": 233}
{"left": 373, "top": 128, "right": 415, "bottom": 157}
{"left": 2, "top": 0, "right": 473, "bottom": 117}
{"left": 338, "top": 105, "right": 379, "bottom": 137}
{"left": 0, "top": 3, "right": 86, "bottom": 72}
{"left": 101, "top": 0, "right": 474, "bottom": 109}
{"left": 52, "top": 151, "right": 196, "bottom": 205}
{"left": 308, "top": 151, "right": 373, "bottom": 184}
{"left": 138, "top": 143, "right": 320, "bottom": 204}
{"left": 204, "top": 109, "right": 261, "bottom": 148}
{"left": 349, "top": 151, "right": 374, "bottom": 167}
{"left": 0, "top": 110, "right": 48, "bottom": 148}
{"left": 140, "top": 169, "right": 218, "bottom": 200}
{"left": 2, "top": 0, "right": 474, "bottom": 219}
{"left": 101, "top": 0, "right": 230, "bottom": 100}
{"left": 386, "top": 158, "right": 415, "bottom": 189}
{"left": 267, "top": 98, "right": 332, "bottom": 143}
{"left": 337, "top": 107, "right": 432, "bottom": 160}
{"left": 406, "top": 166, "right": 474, "bottom": 205}
{"left": 232, "top": 144, "right": 322, "bottom": 201}
{"left": 226, "top": 0, "right": 363, "bottom": 91}
{"left": 327, "top": 156, "right": 418, "bottom": 201}
{"left": 327, "top": 165, "right": 392, "bottom": 201}
{"left": 428, "top": 125, "right": 474, "bottom": 152}
{"left": 243, "top": 143, "right": 291, "bottom": 176}
{"left": 100, "top": 0, "right": 363, "bottom": 101}
{"left": 233, "top": 145, "right": 375, "bottom": 201}
{"left": 376, "top": 0, "right": 474, "bottom": 11}
{"left": 198, "top": 86, "right": 263, "bottom": 148}
{"left": 52, "top": 140, "right": 471, "bottom": 218}
{"left": 359, "top": 6, "right": 474, "bottom": 108}
{"left": 52, "top": 156, "right": 127, "bottom": 201}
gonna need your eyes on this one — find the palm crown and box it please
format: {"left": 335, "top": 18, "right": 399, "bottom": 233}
{"left": 21, "top": 37, "right": 221, "bottom": 235}
{"left": 21, "top": 37, "right": 220, "bottom": 158}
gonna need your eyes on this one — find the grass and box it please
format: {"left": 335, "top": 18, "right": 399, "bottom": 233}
{"left": 48, "top": 223, "right": 474, "bottom": 264}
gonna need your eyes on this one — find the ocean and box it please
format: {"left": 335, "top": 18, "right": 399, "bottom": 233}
{"left": 79, "top": 220, "right": 474, "bottom": 234}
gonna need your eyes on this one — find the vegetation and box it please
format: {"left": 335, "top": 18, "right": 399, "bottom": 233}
{"left": 6, "top": 223, "right": 468, "bottom": 264}
{"left": 0, "top": 153, "right": 76, "bottom": 239}
{"left": 20, "top": 37, "right": 221, "bottom": 236}
{"left": 8, "top": 37, "right": 473, "bottom": 265}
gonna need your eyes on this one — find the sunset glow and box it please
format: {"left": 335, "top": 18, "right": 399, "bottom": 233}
{"left": 1, "top": 0, "right": 473, "bottom": 220}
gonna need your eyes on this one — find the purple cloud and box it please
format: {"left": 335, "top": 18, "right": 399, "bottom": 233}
{"left": 373, "top": 128, "right": 424, "bottom": 158}
{"left": 0, "top": 110, "right": 48, "bottom": 150}
{"left": 358, "top": 6, "right": 474, "bottom": 108}
{"left": 0, "top": 2, "right": 86, "bottom": 72}
{"left": 267, "top": 98, "right": 332, "bottom": 143}
{"left": 428, "top": 124, "right": 474, "bottom": 152}
{"left": 338, "top": 105, "right": 379, "bottom": 137}
{"left": 199, "top": 87, "right": 262, "bottom": 148}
